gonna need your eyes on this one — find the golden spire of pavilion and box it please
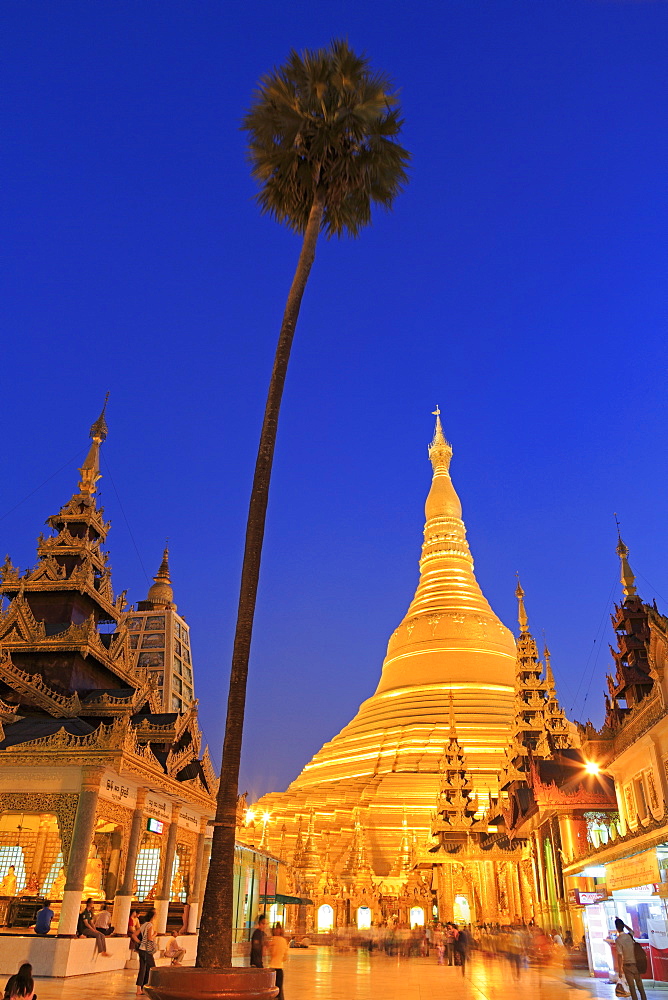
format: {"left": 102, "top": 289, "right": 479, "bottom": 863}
{"left": 515, "top": 576, "right": 529, "bottom": 634}
{"left": 448, "top": 689, "right": 456, "bottom": 737}
{"left": 543, "top": 641, "right": 555, "bottom": 691}
{"left": 615, "top": 516, "right": 637, "bottom": 598}
{"left": 146, "top": 544, "right": 175, "bottom": 608}
{"left": 77, "top": 394, "right": 109, "bottom": 497}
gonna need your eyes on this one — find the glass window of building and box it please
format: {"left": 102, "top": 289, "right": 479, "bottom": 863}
{"left": 146, "top": 615, "right": 165, "bottom": 629}
{"left": 139, "top": 651, "right": 164, "bottom": 669}
{"left": 141, "top": 632, "right": 164, "bottom": 649}
{"left": 174, "top": 657, "right": 182, "bottom": 675}
{"left": 175, "top": 640, "right": 182, "bottom": 656}
{"left": 171, "top": 694, "right": 181, "bottom": 712}
{"left": 127, "top": 617, "right": 143, "bottom": 630}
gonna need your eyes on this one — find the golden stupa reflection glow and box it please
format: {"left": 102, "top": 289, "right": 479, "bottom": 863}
{"left": 253, "top": 413, "right": 516, "bottom": 875}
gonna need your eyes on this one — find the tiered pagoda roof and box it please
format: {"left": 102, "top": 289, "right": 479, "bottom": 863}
{"left": 499, "top": 581, "right": 576, "bottom": 790}
{"left": 604, "top": 536, "right": 656, "bottom": 729}
{"left": 431, "top": 693, "right": 485, "bottom": 848}
{"left": 0, "top": 405, "right": 216, "bottom": 807}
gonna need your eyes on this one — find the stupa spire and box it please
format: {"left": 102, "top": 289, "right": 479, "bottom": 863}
{"left": 516, "top": 576, "right": 529, "bottom": 634}
{"left": 77, "top": 394, "right": 109, "bottom": 497}
{"left": 615, "top": 517, "right": 637, "bottom": 598}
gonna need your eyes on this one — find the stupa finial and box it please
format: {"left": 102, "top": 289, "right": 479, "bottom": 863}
{"left": 428, "top": 405, "right": 453, "bottom": 471}
{"left": 78, "top": 394, "right": 109, "bottom": 497}
{"left": 515, "top": 574, "right": 529, "bottom": 634}
{"left": 615, "top": 514, "right": 637, "bottom": 598}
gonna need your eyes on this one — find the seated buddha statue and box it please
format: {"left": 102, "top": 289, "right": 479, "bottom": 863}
{"left": 50, "top": 867, "right": 66, "bottom": 899}
{"left": 82, "top": 845, "right": 104, "bottom": 899}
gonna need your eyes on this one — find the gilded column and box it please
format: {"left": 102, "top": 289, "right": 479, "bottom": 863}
{"left": 59, "top": 766, "right": 104, "bottom": 936}
{"left": 533, "top": 831, "right": 548, "bottom": 925}
{"left": 485, "top": 861, "right": 498, "bottom": 921}
{"left": 187, "top": 820, "right": 209, "bottom": 933}
{"left": 510, "top": 861, "right": 522, "bottom": 922}
{"left": 112, "top": 788, "right": 146, "bottom": 934}
{"left": 155, "top": 805, "right": 181, "bottom": 933}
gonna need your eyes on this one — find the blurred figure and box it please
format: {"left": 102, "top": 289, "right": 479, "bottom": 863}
{"left": 615, "top": 918, "right": 646, "bottom": 1000}
{"left": 434, "top": 922, "right": 445, "bottom": 964}
{"left": 454, "top": 924, "right": 469, "bottom": 975}
{"left": 268, "top": 923, "right": 289, "bottom": 1000}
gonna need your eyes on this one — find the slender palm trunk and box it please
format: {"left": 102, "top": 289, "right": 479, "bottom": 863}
{"left": 197, "top": 189, "right": 326, "bottom": 968}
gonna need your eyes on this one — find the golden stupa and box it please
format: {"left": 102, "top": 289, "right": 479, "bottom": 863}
{"left": 252, "top": 413, "right": 516, "bottom": 876}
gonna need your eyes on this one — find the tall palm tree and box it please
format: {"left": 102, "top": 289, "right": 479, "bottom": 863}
{"left": 197, "top": 39, "right": 409, "bottom": 968}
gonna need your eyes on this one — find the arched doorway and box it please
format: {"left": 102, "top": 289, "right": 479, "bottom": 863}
{"left": 318, "top": 903, "right": 334, "bottom": 931}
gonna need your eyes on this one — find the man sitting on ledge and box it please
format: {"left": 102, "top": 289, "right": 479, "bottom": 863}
{"left": 33, "top": 900, "right": 54, "bottom": 936}
{"left": 77, "top": 898, "right": 110, "bottom": 956}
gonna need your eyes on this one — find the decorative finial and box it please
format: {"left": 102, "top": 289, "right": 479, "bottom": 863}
{"left": 146, "top": 544, "right": 175, "bottom": 607}
{"left": 78, "top": 395, "right": 109, "bottom": 497}
{"left": 543, "top": 638, "right": 555, "bottom": 688}
{"left": 614, "top": 514, "right": 637, "bottom": 598}
{"left": 515, "top": 574, "right": 529, "bottom": 633}
{"left": 428, "top": 406, "right": 453, "bottom": 471}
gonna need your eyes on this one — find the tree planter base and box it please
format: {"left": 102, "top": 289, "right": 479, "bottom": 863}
{"left": 143, "top": 966, "right": 278, "bottom": 1000}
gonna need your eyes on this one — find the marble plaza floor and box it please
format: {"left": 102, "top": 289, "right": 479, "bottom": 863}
{"left": 24, "top": 948, "right": 668, "bottom": 1000}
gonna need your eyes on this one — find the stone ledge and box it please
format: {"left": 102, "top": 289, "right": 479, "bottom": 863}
{"left": 0, "top": 932, "right": 198, "bottom": 977}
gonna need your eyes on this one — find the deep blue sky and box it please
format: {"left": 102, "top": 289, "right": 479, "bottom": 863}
{"left": 2, "top": 1, "right": 667, "bottom": 799}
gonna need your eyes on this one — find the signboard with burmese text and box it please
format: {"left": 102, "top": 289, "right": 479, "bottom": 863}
{"left": 99, "top": 769, "right": 137, "bottom": 808}
{"left": 177, "top": 807, "right": 201, "bottom": 832}
{"left": 145, "top": 793, "right": 172, "bottom": 823}
{"left": 607, "top": 850, "right": 660, "bottom": 892}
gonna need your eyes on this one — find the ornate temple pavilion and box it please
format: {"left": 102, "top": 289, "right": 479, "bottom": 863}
{"left": 0, "top": 404, "right": 218, "bottom": 975}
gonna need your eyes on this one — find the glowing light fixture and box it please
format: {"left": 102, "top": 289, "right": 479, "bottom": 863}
{"left": 584, "top": 761, "right": 600, "bottom": 775}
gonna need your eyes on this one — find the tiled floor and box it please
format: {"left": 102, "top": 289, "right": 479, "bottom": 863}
{"left": 20, "top": 948, "right": 666, "bottom": 999}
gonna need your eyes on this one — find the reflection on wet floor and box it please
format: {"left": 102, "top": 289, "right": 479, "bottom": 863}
{"left": 12, "top": 946, "right": 667, "bottom": 1000}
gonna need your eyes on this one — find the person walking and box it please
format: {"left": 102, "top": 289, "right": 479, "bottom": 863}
{"left": 3, "top": 963, "right": 34, "bottom": 1000}
{"left": 135, "top": 908, "right": 157, "bottom": 996}
{"left": 33, "top": 900, "right": 54, "bottom": 935}
{"left": 615, "top": 918, "right": 647, "bottom": 1000}
{"left": 77, "top": 898, "right": 110, "bottom": 956}
{"left": 455, "top": 925, "right": 469, "bottom": 976}
{"left": 268, "top": 923, "right": 289, "bottom": 1000}
{"left": 250, "top": 913, "right": 267, "bottom": 969}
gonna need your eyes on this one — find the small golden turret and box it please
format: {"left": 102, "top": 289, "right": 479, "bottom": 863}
{"left": 615, "top": 519, "right": 637, "bottom": 599}
{"left": 77, "top": 395, "right": 109, "bottom": 497}
{"left": 145, "top": 545, "right": 176, "bottom": 609}
{"left": 515, "top": 576, "right": 529, "bottom": 634}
